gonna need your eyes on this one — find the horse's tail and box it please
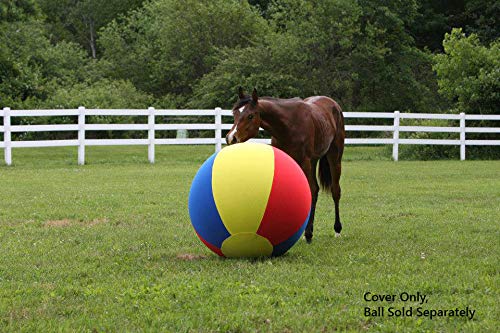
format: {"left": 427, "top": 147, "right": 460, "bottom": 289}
{"left": 318, "top": 99, "right": 344, "bottom": 192}
{"left": 318, "top": 155, "right": 332, "bottom": 191}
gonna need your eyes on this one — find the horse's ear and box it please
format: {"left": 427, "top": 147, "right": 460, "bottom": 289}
{"left": 252, "top": 88, "right": 258, "bottom": 103}
{"left": 238, "top": 86, "right": 245, "bottom": 99}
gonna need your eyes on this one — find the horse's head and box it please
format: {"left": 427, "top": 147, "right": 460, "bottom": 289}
{"left": 226, "top": 87, "right": 261, "bottom": 145}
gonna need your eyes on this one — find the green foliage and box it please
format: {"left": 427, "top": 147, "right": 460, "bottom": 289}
{"left": 98, "top": 0, "right": 268, "bottom": 103}
{"left": 190, "top": 33, "right": 308, "bottom": 108}
{"left": 248, "top": 0, "right": 272, "bottom": 14}
{"left": 37, "top": 0, "right": 145, "bottom": 57}
{"left": 410, "top": 0, "right": 450, "bottom": 51}
{"left": 192, "top": 0, "right": 439, "bottom": 113}
{"left": 411, "top": 0, "right": 499, "bottom": 52}
{"left": 46, "top": 79, "right": 152, "bottom": 109}
{"left": 40, "top": 42, "right": 90, "bottom": 86}
{"left": 401, "top": 28, "right": 499, "bottom": 160}
{"left": 434, "top": 28, "right": 499, "bottom": 115}
{"left": 0, "top": 20, "right": 47, "bottom": 107}
{"left": 0, "top": 18, "right": 90, "bottom": 109}
{"left": 192, "top": 0, "right": 362, "bottom": 108}
{"left": 349, "top": 0, "right": 442, "bottom": 112}
{"left": 0, "top": 0, "right": 41, "bottom": 22}
{"left": 464, "top": 0, "right": 500, "bottom": 44}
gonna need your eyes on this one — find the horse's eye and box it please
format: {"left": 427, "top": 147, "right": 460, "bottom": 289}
{"left": 248, "top": 114, "right": 254, "bottom": 120}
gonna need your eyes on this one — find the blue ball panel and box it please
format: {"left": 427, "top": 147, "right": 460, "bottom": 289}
{"left": 271, "top": 210, "right": 310, "bottom": 257}
{"left": 188, "top": 153, "right": 230, "bottom": 248}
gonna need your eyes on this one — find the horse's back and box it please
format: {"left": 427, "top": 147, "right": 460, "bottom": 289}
{"left": 305, "top": 96, "right": 343, "bottom": 126}
{"left": 304, "top": 96, "right": 341, "bottom": 114}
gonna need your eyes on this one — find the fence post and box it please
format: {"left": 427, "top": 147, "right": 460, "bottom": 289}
{"left": 460, "top": 112, "right": 466, "bottom": 161}
{"left": 215, "top": 107, "right": 222, "bottom": 152}
{"left": 3, "top": 107, "right": 12, "bottom": 166}
{"left": 148, "top": 107, "right": 155, "bottom": 163}
{"left": 392, "top": 110, "right": 400, "bottom": 161}
{"left": 78, "top": 106, "right": 85, "bottom": 165}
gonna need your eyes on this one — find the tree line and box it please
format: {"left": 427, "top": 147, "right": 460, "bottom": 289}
{"left": 0, "top": 0, "right": 498, "bottom": 157}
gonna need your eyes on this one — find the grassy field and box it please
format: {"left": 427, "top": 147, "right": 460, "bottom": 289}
{"left": 0, "top": 145, "right": 498, "bottom": 332}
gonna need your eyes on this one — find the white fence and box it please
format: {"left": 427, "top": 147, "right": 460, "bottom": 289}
{"left": 1, "top": 107, "right": 499, "bottom": 165}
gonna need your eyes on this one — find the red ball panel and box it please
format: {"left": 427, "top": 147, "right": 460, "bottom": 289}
{"left": 257, "top": 147, "right": 312, "bottom": 245}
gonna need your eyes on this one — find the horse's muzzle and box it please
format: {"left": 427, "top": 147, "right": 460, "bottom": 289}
{"left": 226, "top": 135, "right": 238, "bottom": 145}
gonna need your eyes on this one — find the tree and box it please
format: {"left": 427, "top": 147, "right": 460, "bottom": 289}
{"left": 0, "top": 2, "right": 91, "bottom": 109}
{"left": 0, "top": 1, "right": 116, "bottom": 142}
{"left": 98, "top": 0, "right": 269, "bottom": 105}
{"left": 346, "top": 0, "right": 442, "bottom": 112}
{"left": 192, "top": 0, "right": 440, "bottom": 113}
{"left": 411, "top": 0, "right": 499, "bottom": 52}
{"left": 462, "top": 0, "right": 500, "bottom": 45}
{"left": 0, "top": 0, "right": 40, "bottom": 22}
{"left": 37, "top": 0, "right": 145, "bottom": 58}
{"left": 401, "top": 28, "right": 499, "bottom": 160}
{"left": 433, "top": 28, "right": 499, "bottom": 115}
{"left": 46, "top": 78, "right": 152, "bottom": 110}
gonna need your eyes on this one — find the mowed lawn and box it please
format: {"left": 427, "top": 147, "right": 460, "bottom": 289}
{"left": 0, "top": 146, "right": 498, "bottom": 332}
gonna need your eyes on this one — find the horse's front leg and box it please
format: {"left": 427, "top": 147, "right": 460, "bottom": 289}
{"left": 303, "top": 158, "right": 319, "bottom": 243}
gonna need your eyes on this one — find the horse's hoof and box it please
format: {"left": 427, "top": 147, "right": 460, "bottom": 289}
{"left": 306, "top": 237, "right": 313, "bottom": 244}
{"left": 335, "top": 232, "right": 341, "bottom": 238}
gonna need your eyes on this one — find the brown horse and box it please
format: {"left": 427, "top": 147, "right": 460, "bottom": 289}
{"left": 226, "top": 88, "right": 345, "bottom": 243}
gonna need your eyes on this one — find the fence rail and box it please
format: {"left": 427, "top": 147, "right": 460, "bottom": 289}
{"left": 1, "top": 107, "right": 499, "bottom": 165}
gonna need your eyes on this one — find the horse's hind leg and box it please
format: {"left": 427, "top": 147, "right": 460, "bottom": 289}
{"left": 327, "top": 144, "right": 343, "bottom": 236}
{"left": 304, "top": 158, "right": 319, "bottom": 243}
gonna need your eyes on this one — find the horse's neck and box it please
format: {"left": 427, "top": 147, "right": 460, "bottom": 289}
{"left": 259, "top": 100, "right": 291, "bottom": 141}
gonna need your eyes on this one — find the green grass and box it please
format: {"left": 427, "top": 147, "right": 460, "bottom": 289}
{"left": 0, "top": 146, "right": 498, "bottom": 332}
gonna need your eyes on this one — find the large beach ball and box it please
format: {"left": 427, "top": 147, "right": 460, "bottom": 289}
{"left": 188, "top": 142, "right": 311, "bottom": 258}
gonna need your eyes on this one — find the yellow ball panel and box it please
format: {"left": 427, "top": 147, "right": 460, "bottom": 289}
{"left": 221, "top": 233, "right": 273, "bottom": 258}
{"left": 212, "top": 143, "right": 275, "bottom": 234}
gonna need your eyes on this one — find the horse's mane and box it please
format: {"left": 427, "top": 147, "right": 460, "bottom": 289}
{"left": 232, "top": 95, "right": 252, "bottom": 110}
{"left": 233, "top": 95, "right": 303, "bottom": 111}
